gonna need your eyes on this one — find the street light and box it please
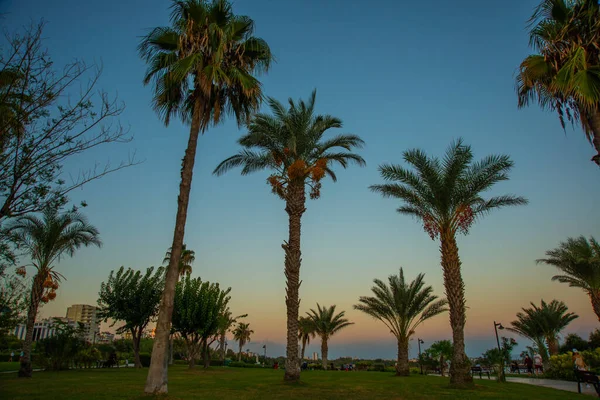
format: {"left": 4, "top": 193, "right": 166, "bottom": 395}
{"left": 494, "top": 321, "right": 505, "bottom": 380}
{"left": 418, "top": 338, "right": 425, "bottom": 375}
{"left": 493, "top": 321, "right": 504, "bottom": 352}
{"left": 263, "top": 344, "right": 267, "bottom": 367}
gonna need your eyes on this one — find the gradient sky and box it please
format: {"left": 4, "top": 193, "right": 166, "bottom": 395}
{"left": 2, "top": 0, "right": 599, "bottom": 360}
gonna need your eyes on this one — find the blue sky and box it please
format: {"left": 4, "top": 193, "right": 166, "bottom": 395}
{"left": 2, "top": 0, "right": 599, "bottom": 359}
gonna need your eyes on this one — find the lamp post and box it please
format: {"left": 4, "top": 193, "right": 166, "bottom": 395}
{"left": 493, "top": 321, "right": 504, "bottom": 351}
{"left": 263, "top": 344, "right": 267, "bottom": 366}
{"left": 494, "top": 321, "right": 505, "bottom": 380}
{"left": 418, "top": 338, "right": 424, "bottom": 375}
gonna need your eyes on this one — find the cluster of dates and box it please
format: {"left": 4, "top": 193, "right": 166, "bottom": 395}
{"left": 267, "top": 148, "right": 327, "bottom": 200}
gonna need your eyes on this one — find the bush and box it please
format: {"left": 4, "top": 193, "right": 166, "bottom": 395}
{"left": 228, "top": 361, "right": 262, "bottom": 368}
{"left": 355, "top": 361, "right": 371, "bottom": 371}
{"left": 370, "top": 363, "right": 386, "bottom": 372}
{"left": 210, "top": 359, "right": 224, "bottom": 367}
{"left": 138, "top": 353, "right": 151, "bottom": 367}
{"left": 308, "top": 363, "right": 323, "bottom": 370}
{"left": 410, "top": 367, "right": 421, "bottom": 374}
{"left": 546, "top": 348, "right": 600, "bottom": 381}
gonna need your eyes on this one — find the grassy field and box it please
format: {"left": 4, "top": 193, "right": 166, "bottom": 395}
{"left": 0, "top": 361, "right": 20, "bottom": 372}
{"left": 0, "top": 365, "right": 584, "bottom": 399}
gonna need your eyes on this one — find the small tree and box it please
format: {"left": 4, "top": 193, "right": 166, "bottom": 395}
{"left": 232, "top": 323, "right": 253, "bottom": 362}
{"left": 306, "top": 304, "right": 353, "bottom": 370}
{"left": 428, "top": 340, "right": 454, "bottom": 377}
{"left": 0, "top": 22, "right": 135, "bottom": 226}
{"left": 0, "top": 270, "right": 27, "bottom": 336}
{"left": 590, "top": 329, "right": 600, "bottom": 349}
{"left": 97, "top": 266, "right": 165, "bottom": 368}
{"left": 481, "top": 337, "right": 517, "bottom": 382}
{"left": 8, "top": 206, "right": 101, "bottom": 377}
{"left": 216, "top": 310, "right": 246, "bottom": 362}
{"left": 560, "top": 333, "right": 589, "bottom": 353}
{"left": 354, "top": 268, "right": 447, "bottom": 376}
{"left": 35, "top": 318, "right": 86, "bottom": 371}
{"left": 171, "top": 276, "right": 231, "bottom": 369}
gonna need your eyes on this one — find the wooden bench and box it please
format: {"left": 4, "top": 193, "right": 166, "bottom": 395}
{"left": 471, "top": 366, "right": 491, "bottom": 379}
{"left": 575, "top": 369, "right": 600, "bottom": 396}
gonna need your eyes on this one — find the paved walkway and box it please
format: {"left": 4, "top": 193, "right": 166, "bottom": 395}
{"left": 507, "top": 377, "right": 597, "bottom": 396}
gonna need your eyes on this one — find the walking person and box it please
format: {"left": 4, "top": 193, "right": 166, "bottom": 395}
{"left": 533, "top": 353, "right": 543, "bottom": 374}
{"left": 524, "top": 355, "right": 533, "bottom": 375}
{"left": 9, "top": 351, "right": 14, "bottom": 362}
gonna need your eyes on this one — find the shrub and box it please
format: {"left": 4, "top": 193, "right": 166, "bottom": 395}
{"left": 308, "top": 363, "right": 323, "bottom": 370}
{"left": 138, "top": 353, "right": 151, "bottom": 367}
{"left": 370, "top": 363, "right": 386, "bottom": 372}
{"left": 228, "top": 361, "right": 262, "bottom": 368}
{"left": 410, "top": 367, "right": 421, "bottom": 374}
{"left": 355, "top": 361, "right": 371, "bottom": 371}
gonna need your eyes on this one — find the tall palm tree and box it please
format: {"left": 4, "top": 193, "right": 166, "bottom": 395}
{"left": 298, "top": 316, "right": 315, "bottom": 362}
{"left": 354, "top": 268, "right": 448, "bottom": 376}
{"left": 232, "top": 322, "right": 253, "bottom": 361}
{"left": 8, "top": 207, "right": 101, "bottom": 377}
{"left": 370, "top": 139, "right": 527, "bottom": 386}
{"left": 509, "top": 299, "right": 578, "bottom": 359}
{"left": 306, "top": 304, "right": 353, "bottom": 370}
{"left": 517, "top": 0, "right": 600, "bottom": 166}
{"left": 163, "top": 244, "right": 195, "bottom": 277}
{"left": 214, "top": 91, "right": 365, "bottom": 381}
{"left": 138, "top": 0, "right": 272, "bottom": 392}
{"left": 537, "top": 236, "right": 600, "bottom": 321}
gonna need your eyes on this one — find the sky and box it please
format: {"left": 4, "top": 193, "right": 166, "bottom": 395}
{"left": 1, "top": 0, "right": 599, "bottom": 360}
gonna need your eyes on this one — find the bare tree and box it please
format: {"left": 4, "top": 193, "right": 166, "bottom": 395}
{"left": 0, "top": 22, "right": 138, "bottom": 225}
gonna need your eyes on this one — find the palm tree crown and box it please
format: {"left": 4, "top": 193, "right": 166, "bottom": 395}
{"left": 370, "top": 139, "right": 527, "bottom": 239}
{"left": 138, "top": 0, "right": 272, "bottom": 129}
{"left": 307, "top": 304, "right": 353, "bottom": 340}
{"left": 9, "top": 207, "right": 102, "bottom": 276}
{"left": 508, "top": 299, "right": 578, "bottom": 357}
{"left": 354, "top": 268, "right": 447, "bottom": 342}
{"left": 537, "top": 236, "right": 600, "bottom": 321}
{"left": 213, "top": 90, "right": 366, "bottom": 199}
{"left": 163, "top": 244, "right": 196, "bottom": 277}
{"left": 232, "top": 322, "right": 253, "bottom": 348}
{"left": 517, "top": 0, "right": 600, "bottom": 165}
{"left": 537, "top": 236, "right": 600, "bottom": 291}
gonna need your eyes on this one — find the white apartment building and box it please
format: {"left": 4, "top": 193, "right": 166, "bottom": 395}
{"left": 66, "top": 304, "right": 101, "bottom": 342}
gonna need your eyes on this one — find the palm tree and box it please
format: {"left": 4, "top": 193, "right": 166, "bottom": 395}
{"left": 517, "top": 0, "right": 600, "bottom": 166}
{"left": 8, "top": 207, "right": 101, "bottom": 377}
{"left": 217, "top": 309, "right": 247, "bottom": 362}
{"left": 298, "top": 316, "right": 315, "bottom": 363}
{"left": 232, "top": 322, "right": 253, "bottom": 361}
{"left": 306, "top": 304, "right": 353, "bottom": 370}
{"left": 370, "top": 139, "right": 527, "bottom": 386}
{"left": 214, "top": 91, "right": 365, "bottom": 381}
{"left": 138, "top": 0, "right": 272, "bottom": 392}
{"left": 509, "top": 299, "right": 578, "bottom": 359}
{"left": 163, "top": 244, "right": 195, "bottom": 277}
{"left": 428, "top": 340, "right": 453, "bottom": 377}
{"left": 354, "top": 268, "right": 448, "bottom": 376}
{"left": 537, "top": 236, "right": 600, "bottom": 321}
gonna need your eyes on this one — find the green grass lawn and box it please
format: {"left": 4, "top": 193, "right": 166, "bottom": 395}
{"left": 0, "top": 365, "right": 583, "bottom": 399}
{"left": 0, "top": 361, "right": 20, "bottom": 372}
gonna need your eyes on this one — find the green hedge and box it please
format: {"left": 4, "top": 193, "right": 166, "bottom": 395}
{"left": 228, "top": 361, "right": 262, "bottom": 368}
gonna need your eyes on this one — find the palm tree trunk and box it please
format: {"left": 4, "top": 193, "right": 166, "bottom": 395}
{"left": 321, "top": 338, "right": 328, "bottom": 370}
{"left": 440, "top": 231, "right": 472, "bottom": 386}
{"left": 586, "top": 110, "right": 600, "bottom": 166}
{"left": 283, "top": 181, "right": 306, "bottom": 382}
{"left": 589, "top": 290, "right": 600, "bottom": 322}
{"left": 440, "top": 355, "right": 445, "bottom": 377}
{"left": 396, "top": 337, "right": 409, "bottom": 376}
{"left": 145, "top": 99, "right": 203, "bottom": 394}
{"left": 300, "top": 338, "right": 307, "bottom": 362}
{"left": 18, "top": 270, "right": 45, "bottom": 378}
{"left": 238, "top": 342, "right": 242, "bottom": 361}
{"left": 546, "top": 336, "right": 559, "bottom": 356}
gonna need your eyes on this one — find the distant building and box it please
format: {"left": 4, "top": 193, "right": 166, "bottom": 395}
{"left": 13, "top": 317, "right": 78, "bottom": 341}
{"left": 312, "top": 352, "right": 318, "bottom": 361}
{"left": 66, "top": 304, "right": 101, "bottom": 342}
{"left": 97, "top": 331, "right": 115, "bottom": 344}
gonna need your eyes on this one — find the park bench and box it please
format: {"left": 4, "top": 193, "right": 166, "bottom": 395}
{"left": 471, "top": 366, "right": 491, "bottom": 379}
{"left": 574, "top": 369, "right": 600, "bottom": 397}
